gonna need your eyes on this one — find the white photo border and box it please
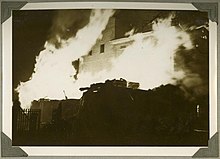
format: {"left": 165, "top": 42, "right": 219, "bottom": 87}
{"left": 1, "top": 1, "right": 218, "bottom": 157}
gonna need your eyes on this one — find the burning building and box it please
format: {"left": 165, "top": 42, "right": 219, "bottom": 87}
{"left": 15, "top": 9, "right": 208, "bottom": 109}
{"left": 13, "top": 9, "right": 209, "bottom": 146}
{"left": 75, "top": 10, "right": 162, "bottom": 75}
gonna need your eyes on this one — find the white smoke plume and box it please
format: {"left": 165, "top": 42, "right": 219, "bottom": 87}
{"left": 16, "top": 9, "right": 115, "bottom": 109}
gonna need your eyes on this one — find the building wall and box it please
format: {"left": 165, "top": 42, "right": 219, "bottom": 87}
{"left": 79, "top": 17, "right": 116, "bottom": 73}
{"left": 78, "top": 10, "right": 160, "bottom": 74}
{"left": 31, "top": 99, "right": 80, "bottom": 124}
{"left": 31, "top": 100, "right": 60, "bottom": 123}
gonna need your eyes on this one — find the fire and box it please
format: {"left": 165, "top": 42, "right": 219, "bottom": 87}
{"left": 74, "top": 14, "right": 193, "bottom": 92}
{"left": 16, "top": 9, "right": 115, "bottom": 108}
{"left": 16, "top": 11, "right": 193, "bottom": 109}
{"left": 108, "top": 14, "right": 193, "bottom": 89}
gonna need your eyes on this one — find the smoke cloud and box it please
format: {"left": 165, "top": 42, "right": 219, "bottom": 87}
{"left": 47, "top": 10, "right": 91, "bottom": 48}
{"left": 175, "top": 25, "right": 209, "bottom": 100}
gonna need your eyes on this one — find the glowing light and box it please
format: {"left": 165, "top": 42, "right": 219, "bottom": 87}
{"left": 16, "top": 12, "right": 193, "bottom": 109}
{"left": 74, "top": 14, "right": 193, "bottom": 92}
{"left": 16, "top": 9, "right": 115, "bottom": 108}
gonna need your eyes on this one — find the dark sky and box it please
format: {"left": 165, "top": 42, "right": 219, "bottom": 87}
{"left": 12, "top": 9, "right": 208, "bottom": 100}
{"left": 13, "top": 10, "right": 55, "bottom": 90}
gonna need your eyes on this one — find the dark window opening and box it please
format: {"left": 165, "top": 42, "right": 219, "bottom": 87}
{"left": 120, "top": 45, "right": 126, "bottom": 49}
{"left": 100, "top": 44, "right": 105, "bottom": 53}
{"left": 89, "top": 50, "right": 92, "bottom": 56}
{"left": 72, "top": 59, "right": 80, "bottom": 80}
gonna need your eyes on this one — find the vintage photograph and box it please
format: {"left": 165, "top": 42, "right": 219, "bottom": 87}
{"left": 12, "top": 9, "right": 209, "bottom": 146}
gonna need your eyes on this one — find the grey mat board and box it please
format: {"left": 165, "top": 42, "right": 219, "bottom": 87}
{"left": 1, "top": 1, "right": 27, "bottom": 23}
{"left": 193, "top": 133, "right": 219, "bottom": 158}
{"left": 192, "top": 3, "right": 218, "bottom": 23}
{"left": 1, "top": 132, "right": 28, "bottom": 157}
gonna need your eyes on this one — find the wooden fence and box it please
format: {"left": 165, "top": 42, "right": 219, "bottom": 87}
{"left": 13, "top": 106, "right": 41, "bottom": 133}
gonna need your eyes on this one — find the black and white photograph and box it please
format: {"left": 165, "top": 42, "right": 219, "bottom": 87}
{"left": 12, "top": 8, "right": 209, "bottom": 146}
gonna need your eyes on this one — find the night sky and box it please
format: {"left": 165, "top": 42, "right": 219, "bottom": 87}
{"left": 13, "top": 10, "right": 55, "bottom": 91}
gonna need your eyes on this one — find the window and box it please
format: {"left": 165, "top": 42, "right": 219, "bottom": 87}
{"left": 89, "top": 50, "right": 92, "bottom": 56}
{"left": 120, "top": 45, "right": 126, "bottom": 49}
{"left": 100, "top": 44, "right": 105, "bottom": 53}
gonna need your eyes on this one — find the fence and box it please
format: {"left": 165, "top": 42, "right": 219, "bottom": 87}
{"left": 13, "top": 106, "right": 41, "bottom": 133}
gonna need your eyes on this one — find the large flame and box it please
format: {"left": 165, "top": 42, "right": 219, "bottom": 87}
{"left": 16, "top": 9, "right": 115, "bottom": 108}
{"left": 16, "top": 12, "right": 194, "bottom": 109}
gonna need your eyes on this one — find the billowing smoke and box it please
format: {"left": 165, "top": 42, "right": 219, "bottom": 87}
{"left": 16, "top": 9, "right": 115, "bottom": 108}
{"left": 175, "top": 24, "right": 209, "bottom": 100}
{"left": 47, "top": 10, "right": 91, "bottom": 48}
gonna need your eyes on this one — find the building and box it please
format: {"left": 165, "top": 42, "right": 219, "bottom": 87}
{"left": 31, "top": 99, "right": 80, "bottom": 125}
{"left": 75, "top": 10, "right": 161, "bottom": 75}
